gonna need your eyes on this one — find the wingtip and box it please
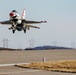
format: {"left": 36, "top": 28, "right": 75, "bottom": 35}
{"left": 44, "top": 21, "right": 47, "bottom": 23}
{"left": 41, "top": 21, "right": 47, "bottom": 23}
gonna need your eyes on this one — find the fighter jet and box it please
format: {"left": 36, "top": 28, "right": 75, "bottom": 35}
{"left": 0, "top": 9, "right": 47, "bottom": 33}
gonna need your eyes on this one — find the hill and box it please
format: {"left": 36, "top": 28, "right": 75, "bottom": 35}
{"left": 25, "top": 45, "right": 72, "bottom": 50}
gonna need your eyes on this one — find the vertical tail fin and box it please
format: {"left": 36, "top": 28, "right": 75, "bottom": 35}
{"left": 22, "top": 9, "right": 26, "bottom": 19}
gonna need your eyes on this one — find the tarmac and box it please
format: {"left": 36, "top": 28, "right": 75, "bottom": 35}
{"left": 0, "top": 49, "right": 76, "bottom": 75}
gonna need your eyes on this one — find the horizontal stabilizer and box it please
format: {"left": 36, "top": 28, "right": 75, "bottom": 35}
{"left": 26, "top": 25, "right": 40, "bottom": 30}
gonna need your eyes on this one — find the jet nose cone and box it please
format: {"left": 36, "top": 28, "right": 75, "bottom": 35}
{"left": 9, "top": 12, "right": 15, "bottom": 17}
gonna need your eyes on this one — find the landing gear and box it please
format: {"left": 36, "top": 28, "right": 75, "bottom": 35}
{"left": 8, "top": 27, "right": 15, "bottom": 33}
{"left": 24, "top": 28, "right": 26, "bottom": 33}
{"left": 12, "top": 30, "right": 15, "bottom": 33}
{"left": 11, "top": 24, "right": 16, "bottom": 33}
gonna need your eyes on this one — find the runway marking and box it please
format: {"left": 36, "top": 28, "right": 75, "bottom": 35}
{"left": 0, "top": 70, "right": 42, "bottom": 74}
{"left": 0, "top": 63, "right": 42, "bottom": 74}
{"left": 0, "top": 63, "right": 30, "bottom": 66}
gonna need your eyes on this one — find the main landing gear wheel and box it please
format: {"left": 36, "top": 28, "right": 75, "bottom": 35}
{"left": 24, "top": 29, "right": 26, "bottom": 33}
{"left": 12, "top": 30, "right": 15, "bottom": 33}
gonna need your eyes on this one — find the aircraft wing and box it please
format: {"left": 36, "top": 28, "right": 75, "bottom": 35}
{"left": 25, "top": 20, "right": 47, "bottom": 24}
{"left": 0, "top": 20, "right": 12, "bottom": 25}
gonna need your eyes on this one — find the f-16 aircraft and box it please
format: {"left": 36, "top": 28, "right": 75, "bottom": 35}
{"left": 0, "top": 9, "right": 47, "bottom": 33}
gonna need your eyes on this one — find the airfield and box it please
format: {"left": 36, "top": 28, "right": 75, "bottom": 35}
{"left": 0, "top": 49, "right": 76, "bottom": 75}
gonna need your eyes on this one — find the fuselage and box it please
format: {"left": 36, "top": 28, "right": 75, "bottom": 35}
{"left": 9, "top": 10, "right": 25, "bottom": 31}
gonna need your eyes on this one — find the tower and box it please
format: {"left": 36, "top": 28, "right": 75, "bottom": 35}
{"left": 2, "top": 39, "right": 9, "bottom": 48}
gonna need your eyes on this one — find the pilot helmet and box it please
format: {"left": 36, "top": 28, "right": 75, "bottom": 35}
{"left": 12, "top": 10, "right": 17, "bottom": 13}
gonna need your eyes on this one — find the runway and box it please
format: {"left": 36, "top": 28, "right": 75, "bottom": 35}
{"left": 0, "top": 68, "right": 42, "bottom": 75}
{"left": 0, "top": 50, "right": 76, "bottom": 75}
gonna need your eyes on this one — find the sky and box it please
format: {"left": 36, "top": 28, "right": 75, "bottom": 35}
{"left": 0, "top": 0, "right": 76, "bottom": 49}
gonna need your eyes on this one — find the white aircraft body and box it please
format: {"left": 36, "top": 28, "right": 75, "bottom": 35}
{"left": 0, "top": 9, "right": 47, "bottom": 33}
